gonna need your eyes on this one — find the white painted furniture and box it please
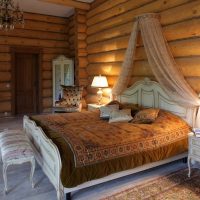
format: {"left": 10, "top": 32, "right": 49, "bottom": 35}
{"left": 23, "top": 78, "right": 197, "bottom": 200}
{"left": 87, "top": 103, "right": 105, "bottom": 111}
{"left": 0, "top": 129, "right": 35, "bottom": 193}
{"left": 188, "top": 132, "right": 200, "bottom": 177}
{"left": 53, "top": 55, "right": 74, "bottom": 106}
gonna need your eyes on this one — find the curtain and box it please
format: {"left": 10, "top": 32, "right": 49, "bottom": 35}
{"left": 112, "top": 13, "right": 200, "bottom": 127}
{"left": 112, "top": 21, "right": 139, "bottom": 96}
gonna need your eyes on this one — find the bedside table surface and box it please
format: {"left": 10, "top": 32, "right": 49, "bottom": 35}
{"left": 88, "top": 104, "right": 105, "bottom": 111}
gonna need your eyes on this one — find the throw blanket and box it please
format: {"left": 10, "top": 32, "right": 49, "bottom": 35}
{"left": 31, "top": 110, "right": 190, "bottom": 168}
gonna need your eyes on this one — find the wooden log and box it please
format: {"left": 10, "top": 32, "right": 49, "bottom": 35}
{"left": 43, "top": 97, "right": 53, "bottom": 108}
{"left": 69, "top": 27, "right": 75, "bottom": 36}
{"left": 88, "top": 38, "right": 200, "bottom": 62}
{"left": 0, "top": 29, "right": 68, "bottom": 41}
{"left": 187, "top": 77, "right": 200, "bottom": 93}
{"left": 78, "top": 41, "right": 87, "bottom": 49}
{"left": 161, "top": 0, "right": 200, "bottom": 25}
{"left": 14, "top": 19, "right": 68, "bottom": 33}
{"left": 0, "top": 45, "right": 10, "bottom": 53}
{"left": 78, "top": 33, "right": 87, "bottom": 40}
{"left": 24, "top": 12, "right": 67, "bottom": 25}
{"left": 0, "top": 82, "right": 11, "bottom": 91}
{"left": 78, "top": 57, "right": 88, "bottom": 68}
{"left": 42, "top": 80, "right": 52, "bottom": 89}
{"left": 0, "top": 36, "right": 68, "bottom": 48}
{"left": 77, "top": 24, "right": 87, "bottom": 33}
{"left": 43, "top": 54, "right": 58, "bottom": 62}
{"left": 87, "top": 0, "right": 128, "bottom": 18}
{"left": 87, "top": 35, "right": 129, "bottom": 54}
{"left": 0, "top": 91, "right": 11, "bottom": 101}
{"left": 87, "top": 17, "right": 200, "bottom": 45}
{"left": 0, "top": 101, "right": 11, "bottom": 112}
{"left": 79, "top": 68, "right": 88, "bottom": 78}
{"left": 42, "top": 89, "right": 52, "bottom": 97}
{"left": 42, "top": 62, "right": 52, "bottom": 70}
{"left": 87, "top": 0, "right": 192, "bottom": 35}
{"left": 79, "top": 78, "right": 89, "bottom": 86}
{"left": 43, "top": 47, "right": 69, "bottom": 54}
{"left": 77, "top": 48, "right": 87, "bottom": 57}
{"left": 87, "top": 22, "right": 132, "bottom": 44}
{"left": 0, "top": 62, "right": 11, "bottom": 71}
{"left": 42, "top": 71, "right": 52, "bottom": 80}
{"left": 87, "top": 0, "right": 152, "bottom": 26}
{"left": 0, "top": 53, "right": 11, "bottom": 62}
{"left": 0, "top": 72, "right": 11, "bottom": 82}
{"left": 77, "top": 14, "right": 87, "bottom": 23}
{"left": 87, "top": 57, "right": 200, "bottom": 77}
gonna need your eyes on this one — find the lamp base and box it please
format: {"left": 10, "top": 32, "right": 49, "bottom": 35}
{"left": 97, "top": 88, "right": 103, "bottom": 105}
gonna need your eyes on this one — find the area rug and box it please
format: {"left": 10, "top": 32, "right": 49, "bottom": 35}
{"left": 102, "top": 168, "right": 200, "bottom": 200}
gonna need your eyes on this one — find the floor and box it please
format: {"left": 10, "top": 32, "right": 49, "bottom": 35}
{"left": 0, "top": 117, "right": 192, "bottom": 200}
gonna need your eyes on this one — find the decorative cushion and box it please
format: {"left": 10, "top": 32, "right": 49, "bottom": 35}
{"left": 131, "top": 108, "right": 160, "bottom": 124}
{"left": 109, "top": 109, "right": 133, "bottom": 123}
{"left": 99, "top": 104, "right": 119, "bottom": 119}
{"left": 107, "top": 100, "right": 123, "bottom": 109}
{"left": 0, "top": 129, "right": 25, "bottom": 146}
{"left": 121, "top": 103, "right": 141, "bottom": 117}
{"left": 60, "top": 85, "right": 83, "bottom": 110}
{"left": 0, "top": 129, "right": 34, "bottom": 162}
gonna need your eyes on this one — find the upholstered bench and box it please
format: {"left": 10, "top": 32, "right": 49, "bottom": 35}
{"left": 0, "top": 129, "right": 35, "bottom": 193}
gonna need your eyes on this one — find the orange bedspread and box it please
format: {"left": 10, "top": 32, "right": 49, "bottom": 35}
{"left": 31, "top": 109, "right": 190, "bottom": 187}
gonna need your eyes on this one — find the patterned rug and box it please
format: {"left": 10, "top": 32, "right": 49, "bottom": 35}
{"left": 103, "top": 168, "right": 200, "bottom": 200}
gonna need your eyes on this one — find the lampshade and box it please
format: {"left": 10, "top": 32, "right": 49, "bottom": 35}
{"left": 91, "top": 75, "right": 108, "bottom": 88}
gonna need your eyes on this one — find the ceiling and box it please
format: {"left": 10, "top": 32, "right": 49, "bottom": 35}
{"left": 13, "top": 0, "right": 94, "bottom": 18}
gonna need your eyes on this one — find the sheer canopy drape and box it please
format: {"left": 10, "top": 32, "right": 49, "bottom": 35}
{"left": 112, "top": 13, "right": 200, "bottom": 127}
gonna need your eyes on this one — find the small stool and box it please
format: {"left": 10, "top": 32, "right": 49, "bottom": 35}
{"left": 0, "top": 129, "right": 35, "bottom": 193}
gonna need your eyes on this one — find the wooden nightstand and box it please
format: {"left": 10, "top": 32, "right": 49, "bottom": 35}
{"left": 188, "top": 132, "right": 200, "bottom": 177}
{"left": 87, "top": 104, "right": 104, "bottom": 111}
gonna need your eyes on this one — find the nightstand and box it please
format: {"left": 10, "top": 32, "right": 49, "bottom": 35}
{"left": 87, "top": 104, "right": 104, "bottom": 111}
{"left": 188, "top": 132, "right": 200, "bottom": 177}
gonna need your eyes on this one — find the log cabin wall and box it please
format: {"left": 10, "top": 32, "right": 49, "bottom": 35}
{"left": 86, "top": 0, "right": 200, "bottom": 104}
{"left": 73, "top": 9, "right": 88, "bottom": 108}
{"left": 0, "top": 12, "right": 69, "bottom": 117}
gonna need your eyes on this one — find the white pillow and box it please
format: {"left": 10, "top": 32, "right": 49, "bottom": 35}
{"left": 99, "top": 104, "right": 119, "bottom": 119}
{"left": 109, "top": 109, "right": 133, "bottom": 123}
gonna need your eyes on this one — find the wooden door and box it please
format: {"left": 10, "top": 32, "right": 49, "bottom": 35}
{"left": 15, "top": 53, "right": 39, "bottom": 114}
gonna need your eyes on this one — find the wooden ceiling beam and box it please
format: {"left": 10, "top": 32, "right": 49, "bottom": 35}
{"left": 40, "top": 0, "right": 90, "bottom": 10}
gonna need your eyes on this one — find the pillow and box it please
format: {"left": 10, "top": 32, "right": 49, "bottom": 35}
{"left": 109, "top": 109, "right": 133, "bottom": 123}
{"left": 107, "top": 100, "right": 123, "bottom": 109}
{"left": 121, "top": 103, "right": 141, "bottom": 117}
{"left": 131, "top": 108, "right": 160, "bottom": 124}
{"left": 99, "top": 104, "right": 119, "bottom": 119}
{"left": 61, "top": 85, "right": 83, "bottom": 107}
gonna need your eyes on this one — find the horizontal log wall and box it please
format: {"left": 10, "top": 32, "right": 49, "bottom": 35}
{"left": 86, "top": 0, "right": 200, "bottom": 104}
{"left": 0, "top": 12, "right": 69, "bottom": 116}
{"left": 73, "top": 9, "right": 88, "bottom": 108}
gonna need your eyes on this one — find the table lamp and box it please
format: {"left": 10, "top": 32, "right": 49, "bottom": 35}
{"left": 91, "top": 75, "right": 108, "bottom": 105}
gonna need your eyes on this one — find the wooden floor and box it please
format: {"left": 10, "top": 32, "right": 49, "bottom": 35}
{"left": 0, "top": 117, "right": 190, "bottom": 200}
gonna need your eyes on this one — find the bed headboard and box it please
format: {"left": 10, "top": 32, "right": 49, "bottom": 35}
{"left": 117, "top": 78, "right": 197, "bottom": 127}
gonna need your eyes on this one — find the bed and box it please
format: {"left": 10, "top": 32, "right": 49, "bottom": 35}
{"left": 23, "top": 78, "right": 197, "bottom": 200}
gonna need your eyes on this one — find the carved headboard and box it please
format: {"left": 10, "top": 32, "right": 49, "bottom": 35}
{"left": 118, "top": 78, "right": 197, "bottom": 127}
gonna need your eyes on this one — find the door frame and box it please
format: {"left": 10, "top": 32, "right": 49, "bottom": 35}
{"left": 11, "top": 46, "right": 42, "bottom": 115}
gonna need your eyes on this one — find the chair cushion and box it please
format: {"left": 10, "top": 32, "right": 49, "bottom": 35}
{"left": 0, "top": 130, "right": 34, "bottom": 162}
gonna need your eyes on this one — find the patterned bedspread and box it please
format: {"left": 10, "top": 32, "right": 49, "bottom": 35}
{"left": 31, "top": 110, "right": 190, "bottom": 168}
